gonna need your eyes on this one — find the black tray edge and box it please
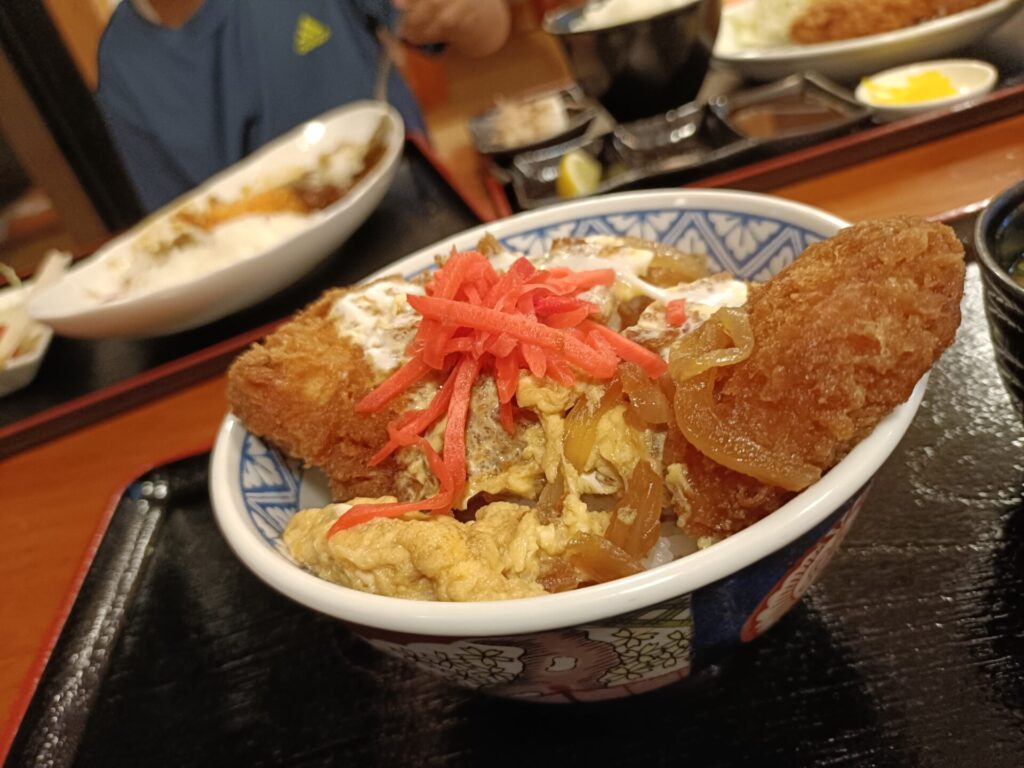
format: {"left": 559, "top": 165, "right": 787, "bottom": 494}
{"left": 0, "top": 451, "right": 209, "bottom": 768}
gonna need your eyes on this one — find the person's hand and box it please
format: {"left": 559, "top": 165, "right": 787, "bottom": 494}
{"left": 394, "top": 0, "right": 510, "bottom": 57}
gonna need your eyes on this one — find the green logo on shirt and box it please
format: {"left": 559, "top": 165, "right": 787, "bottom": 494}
{"left": 294, "top": 13, "right": 331, "bottom": 55}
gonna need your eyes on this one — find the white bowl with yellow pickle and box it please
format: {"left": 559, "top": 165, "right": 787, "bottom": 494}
{"left": 210, "top": 189, "right": 933, "bottom": 702}
{"left": 856, "top": 59, "right": 998, "bottom": 121}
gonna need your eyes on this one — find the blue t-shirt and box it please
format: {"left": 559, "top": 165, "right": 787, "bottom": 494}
{"left": 96, "top": 0, "right": 425, "bottom": 212}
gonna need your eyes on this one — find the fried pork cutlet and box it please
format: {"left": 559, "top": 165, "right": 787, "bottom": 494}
{"left": 790, "top": 0, "right": 991, "bottom": 44}
{"left": 666, "top": 217, "right": 965, "bottom": 541}
{"left": 228, "top": 277, "right": 548, "bottom": 505}
{"left": 227, "top": 281, "right": 424, "bottom": 500}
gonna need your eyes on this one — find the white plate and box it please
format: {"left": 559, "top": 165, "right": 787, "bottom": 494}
{"left": 27, "top": 101, "right": 404, "bottom": 338}
{"left": 713, "top": 0, "right": 1024, "bottom": 81}
{"left": 855, "top": 58, "right": 999, "bottom": 120}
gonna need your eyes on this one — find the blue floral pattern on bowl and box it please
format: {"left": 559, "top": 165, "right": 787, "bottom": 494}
{"left": 500, "top": 208, "right": 820, "bottom": 282}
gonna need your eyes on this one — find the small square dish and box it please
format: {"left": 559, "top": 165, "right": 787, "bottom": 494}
{"left": 613, "top": 101, "right": 708, "bottom": 156}
{"left": 612, "top": 102, "right": 759, "bottom": 173}
{"left": 509, "top": 103, "right": 758, "bottom": 210}
{"left": 510, "top": 133, "right": 639, "bottom": 210}
{"left": 468, "top": 86, "right": 598, "bottom": 165}
{"left": 709, "top": 73, "right": 870, "bottom": 151}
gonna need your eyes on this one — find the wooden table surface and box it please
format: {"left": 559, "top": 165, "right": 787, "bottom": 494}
{"left": 2, "top": 110, "right": 1023, "bottom": 746}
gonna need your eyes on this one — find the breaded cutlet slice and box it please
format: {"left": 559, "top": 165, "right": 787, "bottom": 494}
{"left": 668, "top": 216, "right": 966, "bottom": 541}
{"left": 227, "top": 281, "right": 426, "bottom": 500}
{"left": 790, "top": 0, "right": 989, "bottom": 43}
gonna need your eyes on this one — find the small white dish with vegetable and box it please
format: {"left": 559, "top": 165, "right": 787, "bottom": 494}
{"left": 855, "top": 58, "right": 999, "bottom": 121}
{"left": 0, "top": 253, "right": 69, "bottom": 396}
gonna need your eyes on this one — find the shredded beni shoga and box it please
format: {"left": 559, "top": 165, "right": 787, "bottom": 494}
{"left": 333, "top": 249, "right": 670, "bottom": 534}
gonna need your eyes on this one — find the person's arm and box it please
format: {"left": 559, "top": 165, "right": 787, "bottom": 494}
{"left": 395, "top": 0, "right": 510, "bottom": 57}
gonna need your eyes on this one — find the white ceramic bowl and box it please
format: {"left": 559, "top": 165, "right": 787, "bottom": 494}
{"left": 0, "top": 284, "right": 53, "bottom": 397}
{"left": 210, "top": 189, "right": 927, "bottom": 702}
{"left": 714, "top": 0, "right": 1023, "bottom": 81}
{"left": 855, "top": 59, "right": 998, "bottom": 121}
{"left": 27, "top": 101, "right": 404, "bottom": 338}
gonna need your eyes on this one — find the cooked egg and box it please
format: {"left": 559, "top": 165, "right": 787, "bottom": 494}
{"left": 285, "top": 498, "right": 610, "bottom": 601}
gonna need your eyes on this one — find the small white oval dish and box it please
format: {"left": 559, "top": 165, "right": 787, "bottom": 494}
{"left": 855, "top": 59, "right": 999, "bottom": 121}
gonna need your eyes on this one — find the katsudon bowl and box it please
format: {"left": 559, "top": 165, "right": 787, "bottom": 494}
{"left": 210, "top": 189, "right": 927, "bottom": 702}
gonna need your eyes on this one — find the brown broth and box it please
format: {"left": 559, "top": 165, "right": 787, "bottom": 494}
{"left": 730, "top": 93, "right": 849, "bottom": 138}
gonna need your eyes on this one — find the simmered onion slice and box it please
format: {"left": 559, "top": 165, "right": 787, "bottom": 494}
{"left": 670, "top": 309, "right": 820, "bottom": 492}
{"left": 644, "top": 246, "right": 709, "bottom": 286}
{"left": 565, "top": 533, "right": 642, "bottom": 583}
{"left": 535, "top": 470, "right": 565, "bottom": 523}
{"left": 619, "top": 362, "right": 671, "bottom": 425}
{"left": 668, "top": 307, "right": 753, "bottom": 381}
{"left": 563, "top": 380, "right": 623, "bottom": 472}
{"left": 604, "top": 460, "right": 664, "bottom": 559}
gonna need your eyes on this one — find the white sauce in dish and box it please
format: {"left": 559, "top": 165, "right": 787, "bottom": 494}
{"left": 627, "top": 273, "right": 749, "bottom": 357}
{"left": 649, "top": 273, "right": 749, "bottom": 328}
{"left": 330, "top": 281, "right": 425, "bottom": 371}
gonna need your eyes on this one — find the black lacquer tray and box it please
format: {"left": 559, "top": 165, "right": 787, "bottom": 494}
{"left": 5, "top": 264, "right": 1024, "bottom": 767}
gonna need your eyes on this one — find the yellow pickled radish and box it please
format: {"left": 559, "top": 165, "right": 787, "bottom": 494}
{"left": 860, "top": 70, "right": 958, "bottom": 105}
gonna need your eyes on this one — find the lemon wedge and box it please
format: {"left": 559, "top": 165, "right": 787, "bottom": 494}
{"left": 556, "top": 150, "right": 602, "bottom": 198}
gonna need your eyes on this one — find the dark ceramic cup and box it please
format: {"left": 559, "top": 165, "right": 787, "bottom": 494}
{"left": 543, "top": 0, "right": 722, "bottom": 124}
{"left": 975, "top": 178, "right": 1024, "bottom": 420}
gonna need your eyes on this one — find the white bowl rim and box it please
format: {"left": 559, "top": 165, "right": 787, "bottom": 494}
{"left": 854, "top": 58, "right": 999, "bottom": 110}
{"left": 27, "top": 101, "right": 403, "bottom": 325}
{"left": 210, "top": 188, "right": 926, "bottom": 637}
{"left": 715, "top": 0, "right": 1022, "bottom": 61}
